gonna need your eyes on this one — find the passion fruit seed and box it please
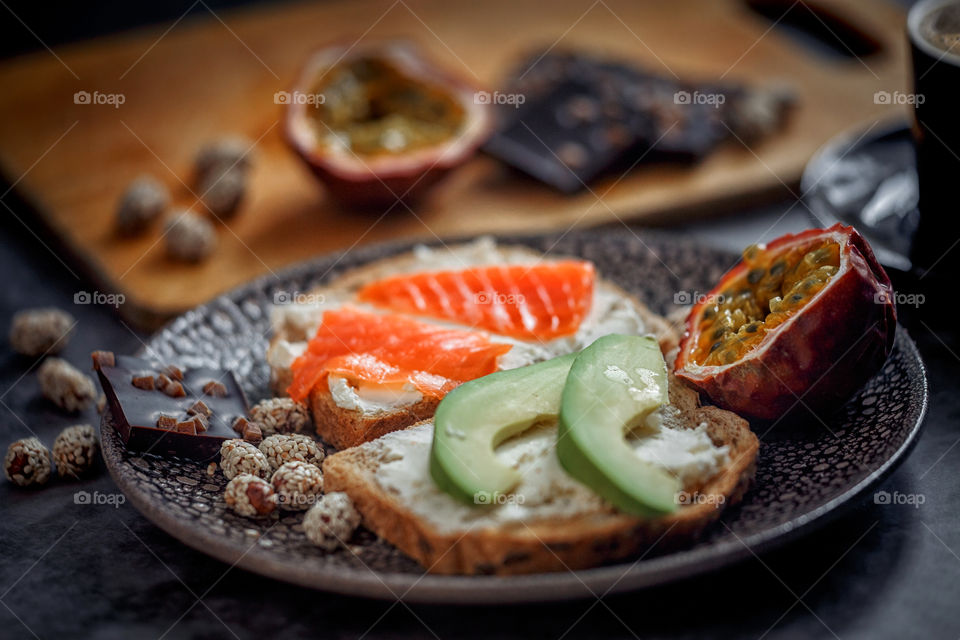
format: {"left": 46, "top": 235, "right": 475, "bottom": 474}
{"left": 693, "top": 240, "right": 842, "bottom": 366}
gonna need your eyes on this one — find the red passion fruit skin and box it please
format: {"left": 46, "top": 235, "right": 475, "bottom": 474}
{"left": 284, "top": 40, "right": 492, "bottom": 208}
{"left": 674, "top": 224, "right": 897, "bottom": 421}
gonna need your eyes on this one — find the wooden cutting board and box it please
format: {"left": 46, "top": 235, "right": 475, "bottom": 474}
{"left": 0, "top": 0, "right": 910, "bottom": 327}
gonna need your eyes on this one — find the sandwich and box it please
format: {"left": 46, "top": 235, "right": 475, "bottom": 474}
{"left": 268, "top": 237, "right": 675, "bottom": 449}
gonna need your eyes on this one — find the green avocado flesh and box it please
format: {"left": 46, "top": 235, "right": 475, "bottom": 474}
{"left": 430, "top": 353, "right": 577, "bottom": 505}
{"left": 557, "top": 334, "right": 679, "bottom": 517}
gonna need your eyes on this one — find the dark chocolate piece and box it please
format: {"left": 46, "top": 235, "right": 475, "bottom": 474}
{"left": 483, "top": 51, "right": 736, "bottom": 192}
{"left": 96, "top": 355, "right": 249, "bottom": 461}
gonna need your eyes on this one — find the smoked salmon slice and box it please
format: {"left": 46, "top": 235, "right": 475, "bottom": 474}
{"left": 287, "top": 307, "right": 512, "bottom": 403}
{"left": 356, "top": 261, "right": 595, "bottom": 340}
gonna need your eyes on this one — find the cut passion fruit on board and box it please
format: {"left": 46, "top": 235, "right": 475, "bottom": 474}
{"left": 674, "top": 224, "right": 897, "bottom": 420}
{"left": 285, "top": 40, "right": 492, "bottom": 208}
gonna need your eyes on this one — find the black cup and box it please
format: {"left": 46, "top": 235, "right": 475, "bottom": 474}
{"left": 908, "top": 0, "right": 960, "bottom": 277}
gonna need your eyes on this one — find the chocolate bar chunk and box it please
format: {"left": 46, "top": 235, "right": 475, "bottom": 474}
{"left": 96, "top": 355, "right": 249, "bottom": 461}
{"left": 483, "top": 51, "right": 744, "bottom": 192}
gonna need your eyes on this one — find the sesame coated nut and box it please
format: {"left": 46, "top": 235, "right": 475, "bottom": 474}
{"left": 164, "top": 211, "right": 217, "bottom": 262}
{"left": 4, "top": 437, "right": 52, "bottom": 487}
{"left": 271, "top": 461, "right": 323, "bottom": 511}
{"left": 38, "top": 357, "right": 97, "bottom": 412}
{"left": 115, "top": 175, "right": 170, "bottom": 236}
{"left": 303, "top": 492, "right": 360, "bottom": 550}
{"left": 249, "top": 397, "right": 311, "bottom": 436}
{"left": 9, "top": 308, "right": 74, "bottom": 357}
{"left": 194, "top": 136, "right": 254, "bottom": 184}
{"left": 219, "top": 439, "right": 270, "bottom": 480}
{"left": 224, "top": 473, "right": 276, "bottom": 517}
{"left": 52, "top": 424, "right": 98, "bottom": 478}
{"left": 200, "top": 166, "right": 246, "bottom": 218}
{"left": 259, "top": 434, "right": 324, "bottom": 471}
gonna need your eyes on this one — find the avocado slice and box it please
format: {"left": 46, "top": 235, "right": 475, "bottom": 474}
{"left": 557, "top": 334, "right": 680, "bottom": 516}
{"left": 430, "top": 353, "right": 577, "bottom": 505}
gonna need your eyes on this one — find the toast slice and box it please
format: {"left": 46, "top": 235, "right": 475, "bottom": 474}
{"left": 268, "top": 239, "right": 678, "bottom": 449}
{"left": 323, "top": 374, "right": 759, "bottom": 575}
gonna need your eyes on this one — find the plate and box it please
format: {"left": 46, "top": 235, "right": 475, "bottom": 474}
{"left": 100, "top": 230, "right": 928, "bottom": 603}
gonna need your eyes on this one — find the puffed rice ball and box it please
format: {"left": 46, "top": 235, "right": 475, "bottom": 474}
{"left": 38, "top": 357, "right": 97, "bottom": 412}
{"left": 271, "top": 461, "right": 323, "bottom": 511}
{"left": 4, "top": 437, "right": 52, "bottom": 487}
{"left": 9, "top": 308, "right": 74, "bottom": 357}
{"left": 303, "top": 492, "right": 361, "bottom": 550}
{"left": 164, "top": 211, "right": 217, "bottom": 262}
{"left": 116, "top": 175, "right": 170, "bottom": 236}
{"left": 250, "top": 397, "right": 311, "bottom": 436}
{"left": 259, "top": 434, "right": 324, "bottom": 471}
{"left": 52, "top": 424, "right": 98, "bottom": 478}
{"left": 220, "top": 439, "right": 270, "bottom": 480}
{"left": 224, "top": 473, "right": 276, "bottom": 517}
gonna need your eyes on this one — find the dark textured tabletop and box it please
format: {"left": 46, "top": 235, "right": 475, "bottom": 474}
{"left": 2, "top": 1, "right": 959, "bottom": 638}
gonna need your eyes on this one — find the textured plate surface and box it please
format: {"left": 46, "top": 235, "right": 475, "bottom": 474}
{"left": 100, "top": 230, "right": 927, "bottom": 603}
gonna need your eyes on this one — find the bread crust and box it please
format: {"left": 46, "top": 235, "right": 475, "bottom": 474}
{"left": 323, "top": 375, "right": 758, "bottom": 575}
{"left": 269, "top": 242, "right": 680, "bottom": 448}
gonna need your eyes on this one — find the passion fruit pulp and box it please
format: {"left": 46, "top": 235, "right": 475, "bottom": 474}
{"left": 285, "top": 41, "right": 491, "bottom": 208}
{"left": 674, "top": 224, "right": 897, "bottom": 420}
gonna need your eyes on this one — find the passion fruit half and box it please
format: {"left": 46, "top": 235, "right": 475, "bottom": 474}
{"left": 674, "top": 224, "right": 897, "bottom": 420}
{"left": 285, "top": 41, "right": 492, "bottom": 208}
